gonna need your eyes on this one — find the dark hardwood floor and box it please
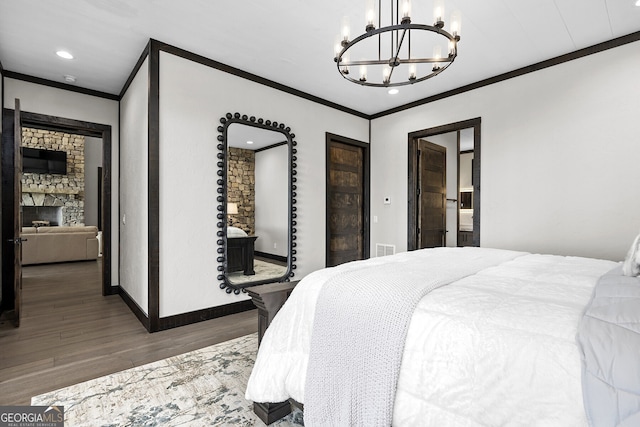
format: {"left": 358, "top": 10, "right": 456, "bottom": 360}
{"left": 0, "top": 260, "right": 257, "bottom": 405}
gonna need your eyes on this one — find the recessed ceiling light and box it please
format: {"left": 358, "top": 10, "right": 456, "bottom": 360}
{"left": 246, "top": 140, "right": 254, "bottom": 145}
{"left": 388, "top": 88, "right": 399, "bottom": 95}
{"left": 56, "top": 50, "right": 74, "bottom": 60}
{"left": 64, "top": 75, "right": 77, "bottom": 83}
{"left": 636, "top": 0, "right": 640, "bottom": 6}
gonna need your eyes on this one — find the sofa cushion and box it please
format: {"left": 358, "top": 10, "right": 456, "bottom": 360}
{"left": 20, "top": 225, "right": 100, "bottom": 265}
{"left": 36, "top": 226, "right": 98, "bottom": 234}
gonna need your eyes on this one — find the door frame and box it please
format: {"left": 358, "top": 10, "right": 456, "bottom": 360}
{"left": 2, "top": 110, "right": 114, "bottom": 297}
{"left": 325, "top": 133, "right": 371, "bottom": 266}
{"left": 408, "top": 118, "right": 481, "bottom": 250}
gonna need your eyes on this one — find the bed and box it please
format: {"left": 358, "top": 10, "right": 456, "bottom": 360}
{"left": 226, "top": 226, "right": 257, "bottom": 275}
{"left": 245, "top": 245, "right": 640, "bottom": 426}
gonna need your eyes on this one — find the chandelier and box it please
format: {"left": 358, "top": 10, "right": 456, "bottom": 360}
{"left": 334, "top": 0, "right": 461, "bottom": 88}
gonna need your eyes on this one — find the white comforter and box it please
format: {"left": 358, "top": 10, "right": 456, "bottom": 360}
{"left": 245, "top": 248, "right": 618, "bottom": 426}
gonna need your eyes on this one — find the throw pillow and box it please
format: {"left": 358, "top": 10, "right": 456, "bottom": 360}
{"left": 622, "top": 232, "right": 640, "bottom": 277}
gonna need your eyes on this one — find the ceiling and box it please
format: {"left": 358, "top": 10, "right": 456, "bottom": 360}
{"left": 1, "top": 0, "right": 639, "bottom": 116}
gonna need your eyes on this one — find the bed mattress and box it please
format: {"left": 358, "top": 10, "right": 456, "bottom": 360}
{"left": 246, "top": 249, "right": 618, "bottom": 426}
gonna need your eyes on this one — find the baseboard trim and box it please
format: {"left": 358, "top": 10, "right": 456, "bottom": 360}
{"left": 118, "top": 287, "right": 150, "bottom": 331}
{"left": 119, "top": 287, "right": 255, "bottom": 333}
{"left": 156, "top": 300, "right": 255, "bottom": 332}
{"left": 254, "top": 251, "right": 287, "bottom": 264}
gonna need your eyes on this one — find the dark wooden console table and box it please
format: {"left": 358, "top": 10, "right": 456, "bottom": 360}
{"left": 247, "top": 281, "right": 299, "bottom": 424}
{"left": 227, "top": 236, "right": 258, "bottom": 275}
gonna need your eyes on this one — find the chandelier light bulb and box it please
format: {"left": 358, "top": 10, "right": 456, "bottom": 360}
{"left": 341, "top": 53, "right": 350, "bottom": 75}
{"left": 366, "top": 0, "right": 376, "bottom": 31}
{"left": 360, "top": 65, "right": 368, "bottom": 82}
{"left": 433, "top": 45, "right": 442, "bottom": 71}
{"left": 401, "top": 0, "right": 411, "bottom": 24}
{"left": 449, "top": 40, "right": 456, "bottom": 56}
{"left": 450, "top": 10, "right": 462, "bottom": 40}
{"left": 334, "top": 36, "right": 342, "bottom": 59}
{"left": 434, "top": 0, "right": 445, "bottom": 27}
{"left": 408, "top": 64, "right": 417, "bottom": 81}
{"left": 341, "top": 16, "right": 351, "bottom": 44}
{"left": 383, "top": 67, "right": 391, "bottom": 84}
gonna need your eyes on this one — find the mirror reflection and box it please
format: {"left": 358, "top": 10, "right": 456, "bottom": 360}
{"left": 224, "top": 122, "right": 291, "bottom": 287}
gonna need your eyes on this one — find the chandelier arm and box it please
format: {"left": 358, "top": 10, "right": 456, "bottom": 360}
{"left": 393, "top": 28, "right": 408, "bottom": 64}
{"left": 337, "top": 24, "right": 457, "bottom": 59}
{"left": 339, "top": 59, "right": 455, "bottom": 88}
{"left": 341, "top": 57, "right": 454, "bottom": 67}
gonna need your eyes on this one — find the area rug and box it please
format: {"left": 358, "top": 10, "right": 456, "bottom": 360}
{"left": 32, "top": 333, "right": 303, "bottom": 426}
{"left": 227, "top": 260, "right": 288, "bottom": 285}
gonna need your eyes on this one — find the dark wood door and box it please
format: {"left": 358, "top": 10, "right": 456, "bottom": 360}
{"left": 326, "top": 136, "right": 368, "bottom": 267}
{"left": 12, "top": 100, "right": 23, "bottom": 326}
{"left": 418, "top": 139, "right": 446, "bottom": 248}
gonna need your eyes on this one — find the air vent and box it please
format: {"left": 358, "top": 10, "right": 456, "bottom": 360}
{"left": 376, "top": 243, "right": 396, "bottom": 257}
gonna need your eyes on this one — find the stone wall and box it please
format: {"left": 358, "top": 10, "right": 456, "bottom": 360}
{"left": 227, "top": 147, "right": 255, "bottom": 235}
{"left": 21, "top": 128, "right": 85, "bottom": 226}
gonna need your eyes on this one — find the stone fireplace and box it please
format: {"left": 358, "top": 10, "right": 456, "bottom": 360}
{"left": 21, "top": 128, "right": 85, "bottom": 227}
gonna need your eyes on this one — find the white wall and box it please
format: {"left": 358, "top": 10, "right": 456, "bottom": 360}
{"left": 84, "top": 136, "right": 103, "bottom": 227}
{"left": 255, "top": 144, "right": 288, "bottom": 257}
{"left": 119, "top": 59, "right": 149, "bottom": 314}
{"left": 158, "top": 51, "right": 369, "bottom": 317}
{"left": 371, "top": 40, "right": 640, "bottom": 261}
{"left": 4, "top": 78, "right": 120, "bottom": 285}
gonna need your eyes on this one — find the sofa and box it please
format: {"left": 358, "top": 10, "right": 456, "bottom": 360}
{"left": 21, "top": 226, "right": 100, "bottom": 265}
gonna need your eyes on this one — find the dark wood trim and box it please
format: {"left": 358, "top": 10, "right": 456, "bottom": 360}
{"left": 372, "top": 31, "right": 640, "bottom": 119}
{"left": 3, "top": 70, "right": 119, "bottom": 101}
{"left": 325, "top": 133, "right": 371, "bottom": 265}
{"left": 408, "top": 118, "right": 481, "bottom": 250}
{"left": 407, "top": 138, "right": 419, "bottom": 250}
{"left": 254, "top": 251, "right": 288, "bottom": 264}
{"left": 472, "top": 125, "right": 481, "bottom": 246}
{"left": 97, "top": 167, "right": 103, "bottom": 231}
{"left": 1, "top": 108, "right": 16, "bottom": 312}
{"left": 20, "top": 111, "right": 106, "bottom": 137}
{"left": 2, "top": 109, "right": 114, "bottom": 303}
{"left": 147, "top": 40, "right": 161, "bottom": 332}
{"left": 157, "top": 300, "right": 255, "bottom": 331}
{"left": 153, "top": 40, "right": 369, "bottom": 120}
{"left": 118, "top": 286, "right": 150, "bottom": 330}
{"left": 255, "top": 141, "right": 287, "bottom": 153}
{"left": 0, "top": 64, "right": 5, "bottom": 314}
{"left": 456, "top": 131, "right": 461, "bottom": 241}
{"left": 119, "top": 41, "right": 151, "bottom": 99}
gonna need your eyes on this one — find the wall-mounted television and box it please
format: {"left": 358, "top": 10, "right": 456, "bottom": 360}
{"left": 22, "top": 147, "right": 67, "bottom": 175}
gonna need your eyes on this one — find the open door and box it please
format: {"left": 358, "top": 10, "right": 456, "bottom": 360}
{"left": 417, "top": 140, "right": 447, "bottom": 248}
{"left": 12, "top": 99, "right": 23, "bottom": 326}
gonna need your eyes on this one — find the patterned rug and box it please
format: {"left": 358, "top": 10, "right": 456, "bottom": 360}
{"left": 227, "top": 260, "right": 288, "bottom": 285}
{"left": 32, "top": 333, "right": 303, "bottom": 426}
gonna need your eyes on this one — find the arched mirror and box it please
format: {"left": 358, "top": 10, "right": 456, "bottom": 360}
{"left": 216, "top": 113, "right": 297, "bottom": 294}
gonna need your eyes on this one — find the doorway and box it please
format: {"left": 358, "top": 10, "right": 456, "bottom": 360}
{"left": 408, "top": 118, "right": 481, "bottom": 251}
{"left": 1, "top": 110, "right": 113, "bottom": 313}
{"left": 416, "top": 139, "right": 447, "bottom": 248}
{"left": 325, "top": 133, "right": 370, "bottom": 267}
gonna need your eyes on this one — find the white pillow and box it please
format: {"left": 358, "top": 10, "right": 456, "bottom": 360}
{"left": 622, "top": 233, "right": 640, "bottom": 277}
{"left": 227, "top": 226, "right": 248, "bottom": 238}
